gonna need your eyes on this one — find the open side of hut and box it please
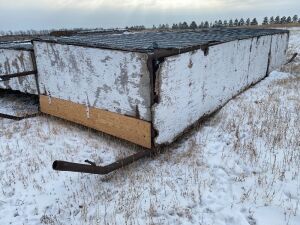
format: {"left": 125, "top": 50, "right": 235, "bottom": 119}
{"left": 0, "top": 41, "right": 39, "bottom": 119}
{"left": 0, "top": 41, "right": 38, "bottom": 94}
{"left": 33, "top": 28, "right": 289, "bottom": 149}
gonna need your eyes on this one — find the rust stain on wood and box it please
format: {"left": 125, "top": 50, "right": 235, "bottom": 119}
{"left": 40, "top": 95, "right": 152, "bottom": 149}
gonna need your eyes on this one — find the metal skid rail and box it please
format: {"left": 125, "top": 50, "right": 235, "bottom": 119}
{"left": 53, "top": 149, "right": 153, "bottom": 175}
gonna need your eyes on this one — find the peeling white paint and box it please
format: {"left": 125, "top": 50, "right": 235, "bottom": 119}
{"left": 269, "top": 34, "right": 289, "bottom": 72}
{"left": 33, "top": 42, "right": 151, "bottom": 121}
{"left": 0, "top": 49, "right": 37, "bottom": 94}
{"left": 153, "top": 34, "right": 289, "bottom": 145}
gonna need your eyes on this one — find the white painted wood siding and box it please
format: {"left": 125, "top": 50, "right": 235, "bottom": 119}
{"left": 153, "top": 34, "right": 288, "bottom": 145}
{"left": 0, "top": 49, "right": 37, "bottom": 94}
{"left": 33, "top": 42, "right": 151, "bottom": 121}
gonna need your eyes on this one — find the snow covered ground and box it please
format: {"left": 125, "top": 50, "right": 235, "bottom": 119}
{"left": 0, "top": 91, "right": 38, "bottom": 118}
{"left": 0, "top": 28, "right": 299, "bottom": 225}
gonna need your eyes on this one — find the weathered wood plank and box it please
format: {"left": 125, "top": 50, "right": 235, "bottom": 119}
{"left": 153, "top": 34, "right": 289, "bottom": 145}
{"left": 40, "top": 95, "right": 152, "bottom": 149}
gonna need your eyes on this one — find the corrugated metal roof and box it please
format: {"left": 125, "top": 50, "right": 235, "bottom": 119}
{"left": 35, "top": 28, "right": 289, "bottom": 53}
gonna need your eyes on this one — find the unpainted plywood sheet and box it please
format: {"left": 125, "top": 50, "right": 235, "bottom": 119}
{"left": 40, "top": 95, "right": 152, "bottom": 148}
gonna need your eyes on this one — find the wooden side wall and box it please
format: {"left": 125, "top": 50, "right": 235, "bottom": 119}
{"left": 33, "top": 42, "right": 151, "bottom": 122}
{"left": 153, "top": 33, "right": 289, "bottom": 145}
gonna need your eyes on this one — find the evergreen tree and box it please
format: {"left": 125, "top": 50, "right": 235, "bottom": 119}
{"left": 172, "top": 23, "right": 178, "bottom": 29}
{"left": 234, "top": 19, "right": 239, "bottom": 26}
{"left": 229, "top": 19, "right": 234, "bottom": 27}
{"left": 199, "top": 22, "right": 204, "bottom": 28}
{"left": 262, "top": 17, "right": 269, "bottom": 25}
{"left": 181, "top": 21, "right": 189, "bottom": 29}
{"left": 298, "top": 18, "right": 300, "bottom": 23}
{"left": 270, "top": 16, "right": 275, "bottom": 24}
{"left": 152, "top": 25, "right": 156, "bottom": 29}
{"left": 286, "top": 16, "right": 292, "bottom": 23}
{"left": 292, "top": 15, "right": 298, "bottom": 23}
{"left": 246, "top": 18, "right": 251, "bottom": 26}
{"left": 239, "top": 18, "right": 245, "bottom": 26}
{"left": 204, "top": 21, "right": 209, "bottom": 28}
{"left": 275, "top": 16, "right": 280, "bottom": 24}
{"left": 280, "top": 16, "right": 287, "bottom": 24}
{"left": 212, "top": 20, "right": 218, "bottom": 28}
{"left": 223, "top": 20, "right": 228, "bottom": 27}
{"left": 158, "top": 24, "right": 166, "bottom": 29}
{"left": 190, "top": 21, "right": 197, "bottom": 29}
{"left": 250, "top": 18, "right": 258, "bottom": 26}
{"left": 218, "top": 20, "right": 223, "bottom": 27}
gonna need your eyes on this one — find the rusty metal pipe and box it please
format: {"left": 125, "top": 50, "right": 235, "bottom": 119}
{"left": 53, "top": 150, "right": 152, "bottom": 175}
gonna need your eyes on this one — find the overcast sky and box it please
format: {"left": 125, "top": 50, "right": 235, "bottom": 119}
{"left": 0, "top": 0, "right": 299, "bottom": 31}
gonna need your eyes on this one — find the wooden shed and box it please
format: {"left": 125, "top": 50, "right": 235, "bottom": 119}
{"left": 33, "top": 28, "right": 289, "bottom": 149}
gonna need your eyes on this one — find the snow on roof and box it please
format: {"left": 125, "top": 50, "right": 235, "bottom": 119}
{"left": 35, "top": 28, "right": 289, "bottom": 53}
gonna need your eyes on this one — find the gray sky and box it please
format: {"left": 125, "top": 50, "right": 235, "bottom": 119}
{"left": 0, "top": 0, "right": 299, "bottom": 31}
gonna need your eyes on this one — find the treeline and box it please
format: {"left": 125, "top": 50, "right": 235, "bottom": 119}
{"left": 262, "top": 15, "right": 299, "bottom": 25}
{"left": 1, "top": 15, "right": 299, "bottom": 36}
{"left": 0, "top": 27, "right": 112, "bottom": 37}
{"left": 0, "top": 29, "right": 51, "bottom": 36}
{"left": 153, "top": 14, "right": 300, "bottom": 30}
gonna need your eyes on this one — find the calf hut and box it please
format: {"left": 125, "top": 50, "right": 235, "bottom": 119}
{"left": 33, "top": 28, "right": 289, "bottom": 150}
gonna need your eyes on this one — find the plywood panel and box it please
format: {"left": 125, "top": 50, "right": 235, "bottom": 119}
{"left": 40, "top": 95, "right": 152, "bottom": 149}
{"left": 33, "top": 42, "right": 151, "bottom": 121}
